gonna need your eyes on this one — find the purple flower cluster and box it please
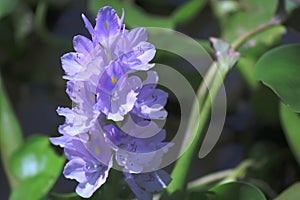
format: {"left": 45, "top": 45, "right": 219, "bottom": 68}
{"left": 50, "top": 6, "right": 171, "bottom": 199}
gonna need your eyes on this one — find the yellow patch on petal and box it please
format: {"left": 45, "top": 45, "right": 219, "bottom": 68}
{"left": 111, "top": 76, "right": 117, "bottom": 85}
{"left": 89, "top": 94, "right": 95, "bottom": 103}
{"left": 94, "top": 146, "right": 100, "bottom": 156}
{"left": 104, "top": 22, "right": 109, "bottom": 31}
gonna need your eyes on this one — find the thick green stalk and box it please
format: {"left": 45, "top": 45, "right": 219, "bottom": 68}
{"left": 165, "top": 19, "right": 280, "bottom": 197}
{"left": 0, "top": 75, "right": 23, "bottom": 188}
{"left": 166, "top": 63, "right": 227, "bottom": 195}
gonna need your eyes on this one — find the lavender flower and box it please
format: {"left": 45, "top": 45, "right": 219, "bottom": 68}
{"left": 51, "top": 6, "right": 171, "bottom": 199}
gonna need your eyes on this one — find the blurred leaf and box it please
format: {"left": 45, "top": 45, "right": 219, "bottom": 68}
{"left": 208, "top": 182, "right": 267, "bottom": 200}
{"left": 0, "top": 0, "right": 19, "bottom": 18}
{"left": 254, "top": 44, "right": 300, "bottom": 112}
{"left": 9, "top": 135, "right": 64, "bottom": 200}
{"left": 10, "top": 173, "right": 61, "bottom": 200}
{"left": 12, "top": 4, "right": 34, "bottom": 43}
{"left": 0, "top": 76, "right": 23, "bottom": 187}
{"left": 9, "top": 135, "right": 64, "bottom": 181}
{"left": 285, "top": 0, "right": 300, "bottom": 13}
{"left": 213, "top": 0, "right": 240, "bottom": 16}
{"left": 88, "top": 0, "right": 174, "bottom": 28}
{"left": 172, "top": 0, "right": 207, "bottom": 25}
{"left": 212, "top": 0, "right": 278, "bottom": 42}
{"left": 274, "top": 182, "right": 300, "bottom": 200}
{"left": 280, "top": 103, "right": 300, "bottom": 165}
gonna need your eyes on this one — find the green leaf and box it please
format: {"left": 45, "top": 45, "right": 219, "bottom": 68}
{"left": 48, "top": 192, "right": 82, "bottom": 200}
{"left": 9, "top": 135, "right": 64, "bottom": 181}
{"left": 171, "top": 0, "right": 207, "bottom": 25}
{"left": 0, "top": 75, "right": 23, "bottom": 188}
{"left": 0, "top": 0, "right": 19, "bottom": 18}
{"left": 254, "top": 44, "right": 300, "bottom": 112}
{"left": 9, "top": 135, "right": 65, "bottom": 200}
{"left": 212, "top": 0, "right": 278, "bottom": 42}
{"left": 88, "top": 0, "right": 174, "bottom": 29}
{"left": 274, "top": 182, "right": 300, "bottom": 200}
{"left": 236, "top": 26, "right": 285, "bottom": 89}
{"left": 10, "top": 173, "right": 61, "bottom": 200}
{"left": 280, "top": 103, "right": 300, "bottom": 165}
{"left": 208, "top": 182, "right": 266, "bottom": 200}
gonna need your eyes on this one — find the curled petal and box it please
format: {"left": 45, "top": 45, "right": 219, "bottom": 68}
{"left": 64, "top": 158, "right": 87, "bottom": 183}
{"left": 73, "top": 35, "right": 93, "bottom": 55}
{"left": 61, "top": 52, "right": 84, "bottom": 76}
{"left": 57, "top": 107, "right": 99, "bottom": 136}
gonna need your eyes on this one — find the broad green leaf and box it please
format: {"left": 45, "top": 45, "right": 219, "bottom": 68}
{"left": 254, "top": 44, "right": 300, "bottom": 112}
{"left": 88, "top": 0, "right": 174, "bottom": 29}
{"left": 10, "top": 173, "right": 61, "bottom": 200}
{"left": 280, "top": 103, "right": 300, "bottom": 165}
{"left": 0, "top": 0, "right": 19, "bottom": 18}
{"left": 274, "top": 182, "right": 300, "bottom": 200}
{"left": 9, "top": 135, "right": 64, "bottom": 181}
{"left": 9, "top": 135, "right": 64, "bottom": 200}
{"left": 208, "top": 182, "right": 266, "bottom": 200}
{"left": 0, "top": 75, "right": 23, "bottom": 187}
{"left": 236, "top": 26, "right": 285, "bottom": 89}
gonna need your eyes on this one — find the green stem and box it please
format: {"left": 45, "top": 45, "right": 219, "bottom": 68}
{"left": 165, "top": 19, "right": 281, "bottom": 197}
{"left": 231, "top": 19, "right": 281, "bottom": 50}
{"left": 34, "top": 0, "right": 69, "bottom": 47}
{"left": 187, "top": 169, "right": 233, "bottom": 192}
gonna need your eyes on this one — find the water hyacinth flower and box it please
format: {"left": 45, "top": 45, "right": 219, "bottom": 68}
{"left": 50, "top": 5, "right": 172, "bottom": 199}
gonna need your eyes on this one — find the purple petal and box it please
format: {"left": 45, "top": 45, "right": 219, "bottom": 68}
{"left": 64, "top": 158, "right": 87, "bottom": 183}
{"left": 135, "top": 170, "right": 171, "bottom": 192}
{"left": 57, "top": 107, "right": 99, "bottom": 136}
{"left": 127, "top": 28, "right": 148, "bottom": 47}
{"left": 124, "top": 173, "right": 152, "bottom": 200}
{"left": 81, "top": 14, "right": 95, "bottom": 41}
{"left": 61, "top": 52, "right": 84, "bottom": 76}
{"left": 97, "top": 60, "right": 125, "bottom": 94}
{"left": 107, "top": 76, "right": 142, "bottom": 121}
{"left": 73, "top": 35, "right": 93, "bottom": 55}
{"left": 49, "top": 135, "right": 72, "bottom": 148}
{"left": 94, "top": 6, "right": 122, "bottom": 46}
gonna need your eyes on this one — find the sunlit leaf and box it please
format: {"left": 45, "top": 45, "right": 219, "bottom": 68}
{"left": 254, "top": 44, "right": 300, "bottom": 112}
{"left": 9, "top": 135, "right": 65, "bottom": 200}
{"left": 280, "top": 103, "right": 300, "bottom": 165}
{"left": 274, "top": 182, "right": 300, "bottom": 200}
{"left": 9, "top": 135, "right": 64, "bottom": 181}
{"left": 10, "top": 173, "right": 61, "bottom": 200}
